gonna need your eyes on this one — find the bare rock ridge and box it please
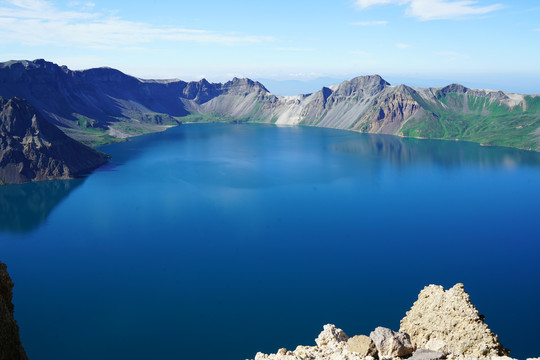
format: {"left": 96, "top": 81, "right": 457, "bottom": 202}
{"left": 254, "top": 284, "right": 534, "bottom": 360}
{"left": 0, "top": 97, "right": 110, "bottom": 185}
{"left": 0, "top": 261, "right": 28, "bottom": 360}
{"left": 1, "top": 59, "right": 539, "bottom": 152}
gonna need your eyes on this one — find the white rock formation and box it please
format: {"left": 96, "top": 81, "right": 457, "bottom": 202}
{"left": 399, "top": 283, "right": 509, "bottom": 358}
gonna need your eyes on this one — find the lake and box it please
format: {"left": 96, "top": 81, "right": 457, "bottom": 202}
{"left": 1, "top": 123, "right": 539, "bottom": 360}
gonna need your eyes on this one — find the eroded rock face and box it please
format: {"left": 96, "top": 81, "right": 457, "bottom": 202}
{"left": 0, "top": 261, "right": 28, "bottom": 360}
{"left": 399, "top": 283, "right": 509, "bottom": 358}
{"left": 316, "top": 324, "right": 349, "bottom": 349}
{"left": 370, "top": 327, "right": 414, "bottom": 359}
{"left": 0, "top": 97, "right": 110, "bottom": 185}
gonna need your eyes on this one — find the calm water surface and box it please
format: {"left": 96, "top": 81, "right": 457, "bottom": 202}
{"left": 1, "top": 123, "right": 539, "bottom": 360}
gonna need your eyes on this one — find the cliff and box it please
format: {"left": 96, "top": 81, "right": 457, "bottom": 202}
{"left": 0, "top": 97, "right": 110, "bottom": 185}
{"left": 0, "top": 261, "right": 28, "bottom": 360}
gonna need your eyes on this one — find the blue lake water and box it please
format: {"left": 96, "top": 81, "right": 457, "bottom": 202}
{"left": 1, "top": 123, "right": 540, "bottom": 360}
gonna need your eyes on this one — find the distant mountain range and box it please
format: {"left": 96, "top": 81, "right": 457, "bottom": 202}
{"left": 1, "top": 59, "right": 539, "bottom": 184}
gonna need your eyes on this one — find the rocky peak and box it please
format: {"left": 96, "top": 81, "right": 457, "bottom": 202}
{"left": 76, "top": 67, "right": 137, "bottom": 84}
{"left": 181, "top": 78, "right": 221, "bottom": 104}
{"left": 436, "top": 83, "right": 469, "bottom": 98}
{"left": 223, "top": 77, "right": 270, "bottom": 94}
{"left": 333, "top": 75, "right": 390, "bottom": 98}
{"left": 0, "top": 97, "right": 45, "bottom": 138}
{"left": 0, "top": 59, "right": 68, "bottom": 84}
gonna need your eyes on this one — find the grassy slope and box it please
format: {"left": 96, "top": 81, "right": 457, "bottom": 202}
{"left": 63, "top": 112, "right": 183, "bottom": 147}
{"left": 400, "top": 93, "right": 540, "bottom": 151}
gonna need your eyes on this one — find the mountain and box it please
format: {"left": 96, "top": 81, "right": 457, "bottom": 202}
{"left": 1, "top": 59, "right": 539, "bottom": 151}
{"left": 0, "top": 97, "right": 110, "bottom": 185}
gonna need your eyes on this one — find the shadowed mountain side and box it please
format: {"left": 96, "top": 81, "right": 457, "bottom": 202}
{"left": 0, "top": 97, "right": 110, "bottom": 185}
{"left": 0, "top": 179, "right": 84, "bottom": 233}
{"left": 0, "top": 60, "right": 272, "bottom": 145}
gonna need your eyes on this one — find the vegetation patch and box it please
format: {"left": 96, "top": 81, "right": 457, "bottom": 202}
{"left": 401, "top": 94, "right": 540, "bottom": 151}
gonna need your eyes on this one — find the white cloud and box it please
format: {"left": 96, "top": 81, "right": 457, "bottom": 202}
{"left": 355, "top": 0, "right": 503, "bottom": 20}
{"left": 0, "top": 0, "right": 273, "bottom": 47}
{"left": 351, "top": 20, "right": 389, "bottom": 26}
{"left": 406, "top": 0, "right": 504, "bottom": 20}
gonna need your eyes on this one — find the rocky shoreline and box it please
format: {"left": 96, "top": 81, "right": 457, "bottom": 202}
{"left": 253, "top": 284, "right": 538, "bottom": 360}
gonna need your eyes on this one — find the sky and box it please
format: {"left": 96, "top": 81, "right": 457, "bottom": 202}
{"left": 0, "top": 0, "right": 539, "bottom": 93}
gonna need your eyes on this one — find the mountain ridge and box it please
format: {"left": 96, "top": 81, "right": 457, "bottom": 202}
{"left": 1, "top": 59, "right": 539, "bottom": 151}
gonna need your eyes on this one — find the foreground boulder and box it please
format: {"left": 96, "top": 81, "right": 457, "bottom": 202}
{"left": 370, "top": 327, "right": 414, "bottom": 358}
{"left": 0, "top": 261, "right": 28, "bottom": 360}
{"left": 347, "top": 335, "right": 378, "bottom": 358}
{"left": 399, "top": 283, "right": 509, "bottom": 358}
{"left": 0, "top": 97, "right": 110, "bottom": 185}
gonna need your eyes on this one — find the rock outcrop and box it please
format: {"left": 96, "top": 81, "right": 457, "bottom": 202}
{"left": 347, "top": 335, "right": 378, "bottom": 358}
{"left": 399, "top": 283, "right": 509, "bottom": 358}
{"left": 0, "top": 261, "right": 28, "bottom": 360}
{"left": 254, "top": 324, "right": 372, "bottom": 360}
{"left": 0, "top": 97, "right": 110, "bottom": 185}
{"left": 370, "top": 327, "right": 414, "bottom": 358}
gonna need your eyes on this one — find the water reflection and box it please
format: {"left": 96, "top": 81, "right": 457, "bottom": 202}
{"left": 0, "top": 179, "right": 84, "bottom": 233}
{"left": 331, "top": 133, "right": 540, "bottom": 170}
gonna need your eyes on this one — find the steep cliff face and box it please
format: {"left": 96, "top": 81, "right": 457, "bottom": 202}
{"left": 0, "top": 97, "right": 110, "bottom": 185}
{"left": 0, "top": 261, "right": 28, "bottom": 360}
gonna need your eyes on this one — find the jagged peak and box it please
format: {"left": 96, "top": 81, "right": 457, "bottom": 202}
{"left": 437, "top": 83, "right": 469, "bottom": 97}
{"left": 0, "top": 59, "right": 56, "bottom": 69}
{"left": 348, "top": 74, "right": 391, "bottom": 86}
{"left": 223, "top": 77, "right": 269, "bottom": 93}
{"left": 329, "top": 74, "right": 390, "bottom": 97}
{"left": 0, "top": 97, "right": 47, "bottom": 138}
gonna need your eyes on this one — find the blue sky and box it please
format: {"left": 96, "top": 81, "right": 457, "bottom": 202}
{"left": 0, "top": 0, "right": 539, "bottom": 92}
